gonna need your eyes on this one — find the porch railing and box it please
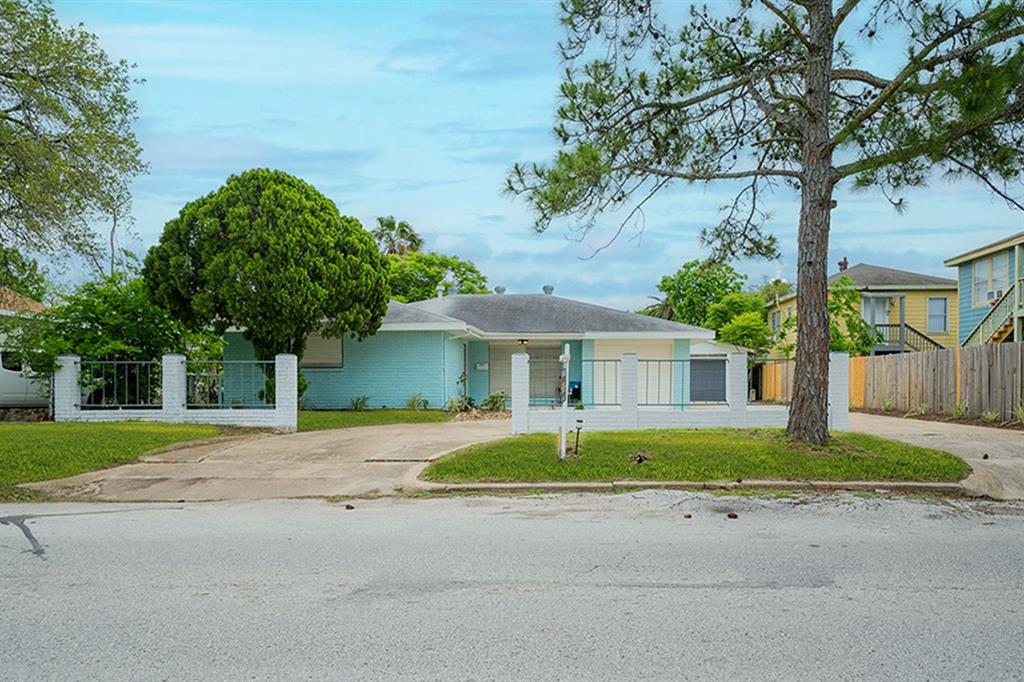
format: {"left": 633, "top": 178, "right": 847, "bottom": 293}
{"left": 637, "top": 359, "right": 727, "bottom": 406}
{"left": 873, "top": 323, "right": 943, "bottom": 352}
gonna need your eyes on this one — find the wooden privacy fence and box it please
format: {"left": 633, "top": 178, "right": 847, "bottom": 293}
{"left": 758, "top": 342, "right": 1024, "bottom": 420}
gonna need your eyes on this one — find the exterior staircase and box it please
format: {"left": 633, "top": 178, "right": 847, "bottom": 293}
{"left": 963, "top": 278, "right": 1023, "bottom": 346}
{"left": 872, "top": 323, "right": 944, "bottom": 353}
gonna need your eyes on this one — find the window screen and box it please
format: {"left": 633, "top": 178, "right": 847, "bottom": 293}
{"left": 302, "top": 334, "right": 343, "bottom": 368}
{"left": 927, "top": 297, "right": 947, "bottom": 333}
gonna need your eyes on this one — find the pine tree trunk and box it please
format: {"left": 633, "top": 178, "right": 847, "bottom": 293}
{"left": 786, "top": 0, "right": 834, "bottom": 445}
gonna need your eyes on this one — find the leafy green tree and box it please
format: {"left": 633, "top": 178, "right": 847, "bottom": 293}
{"left": 655, "top": 260, "right": 745, "bottom": 326}
{"left": 777, "top": 276, "right": 880, "bottom": 358}
{"left": 373, "top": 216, "right": 424, "bottom": 255}
{"left": 1, "top": 0, "right": 145, "bottom": 256}
{"left": 705, "top": 291, "right": 767, "bottom": 331}
{"left": 142, "top": 169, "right": 389, "bottom": 382}
{"left": 387, "top": 251, "right": 490, "bottom": 302}
{"left": 506, "top": 0, "right": 1024, "bottom": 443}
{"left": 1, "top": 273, "right": 217, "bottom": 377}
{"left": 718, "top": 311, "right": 774, "bottom": 356}
{"left": 756, "top": 278, "right": 794, "bottom": 305}
{"left": 0, "top": 245, "right": 46, "bottom": 301}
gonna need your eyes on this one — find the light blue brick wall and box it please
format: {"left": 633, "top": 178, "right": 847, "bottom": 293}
{"left": 220, "top": 333, "right": 270, "bottom": 406}
{"left": 444, "top": 336, "right": 466, "bottom": 407}
{"left": 466, "top": 341, "right": 490, "bottom": 404}
{"left": 223, "top": 330, "right": 455, "bottom": 410}
{"left": 957, "top": 248, "right": 1019, "bottom": 344}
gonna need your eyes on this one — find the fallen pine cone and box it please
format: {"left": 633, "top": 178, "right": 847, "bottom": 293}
{"left": 726, "top": 512, "right": 738, "bottom": 519}
{"left": 683, "top": 512, "right": 692, "bottom": 519}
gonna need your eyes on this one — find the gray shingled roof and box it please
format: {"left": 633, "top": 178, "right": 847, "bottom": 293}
{"left": 406, "top": 294, "right": 709, "bottom": 335}
{"left": 829, "top": 263, "right": 956, "bottom": 288}
{"left": 382, "top": 301, "right": 465, "bottom": 326}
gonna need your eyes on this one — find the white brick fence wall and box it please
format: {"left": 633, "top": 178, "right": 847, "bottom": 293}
{"left": 53, "top": 354, "right": 298, "bottom": 432}
{"left": 512, "top": 351, "right": 849, "bottom": 435}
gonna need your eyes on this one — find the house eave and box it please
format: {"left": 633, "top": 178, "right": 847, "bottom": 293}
{"left": 944, "top": 231, "right": 1024, "bottom": 266}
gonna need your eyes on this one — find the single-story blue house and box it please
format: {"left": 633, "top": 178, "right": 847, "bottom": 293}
{"left": 224, "top": 291, "right": 725, "bottom": 409}
{"left": 944, "top": 231, "right": 1023, "bottom": 346}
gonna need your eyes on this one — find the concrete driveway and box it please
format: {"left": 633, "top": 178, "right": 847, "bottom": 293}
{"left": 850, "top": 412, "right": 1024, "bottom": 500}
{"left": 25, "top": 420, "right": 511, "bottom": 502}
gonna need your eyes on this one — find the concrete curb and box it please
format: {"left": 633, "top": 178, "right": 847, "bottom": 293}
{"left": 401, "top": 472, "right": 967, "bottom": 497}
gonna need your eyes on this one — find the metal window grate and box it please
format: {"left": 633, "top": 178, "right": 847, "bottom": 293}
{"left": 186, "top": 360, "right": 274, "bottom": 409}
{"left": 78, "top": 360, "right": 162, "bottom": 410}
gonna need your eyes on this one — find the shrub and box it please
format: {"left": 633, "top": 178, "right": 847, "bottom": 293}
{"left": 881, "top": 397, "right": 895, "bottom": 412}
{"left": 480, "top": 391, "right": 508, "bottom": 411}
{"left": 1015, "top": 403, "right": 1024, "bottom": 425}
{"left": 951, "top": 400, "right": 969, "bottom": 419}
{"left": 350, "top": 395, "right": 369, "bottom": 411}
{"left": 575, "top": 400, "right": 585, "bottom": 410}
{"left": 982, "top": 410, "right": 999, "bottom": 424}
{"left": 406, "top": 393, "right": 428, "bottom": 410}
{"left": 904, "top": 402, "right": 928, "bottom": 418}
{"left": 445, "top": 395, "right": 474, "bottom": 413}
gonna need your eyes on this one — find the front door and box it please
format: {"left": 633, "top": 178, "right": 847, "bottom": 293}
{"left": 862, "top": 296, "right": 888, "bottom": 326}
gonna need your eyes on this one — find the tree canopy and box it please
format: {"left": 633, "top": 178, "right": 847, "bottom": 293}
{"left": 142, "top": 169, "right": 389, "bottom": 370}
{"left": 705, "top": 291, "right": 767, "bottom": 331}
{"left": 1, "top": 0, "right": 145, "bottom": 257}
{"left": 0, "top": 245, "right": 46, "bottom": 301}
{"left": 1, "top": 272, "right": 217, "bottom": 377}
{"left": 654, "top": 259, "right": 745, "bottom": 326}
{"left": 387, "top": 251, "right": 490, "bottom": 302}
{"left": 777, "top": 276, "right": 880, "bottom": 357}
{"left": 507, "top": 0, "right": 1024, "bottom": 443}
{"left": 373, "top": 216, "right": 424, "bottom": 255}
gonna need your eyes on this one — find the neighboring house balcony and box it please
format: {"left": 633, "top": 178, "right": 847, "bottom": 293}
{"left": 870, "top": 322, "right": 945, "bottom": 354}
{"left": 962, "top": 277, "right": 1024, "bottom": 346}
{"left": 861, "top": 292, "right": 947, "bottom": 354}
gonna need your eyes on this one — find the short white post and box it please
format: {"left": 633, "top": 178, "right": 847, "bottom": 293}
{"left": 161, "top": 354, "right": 187, "bottom": 421}
{"left": 620, "top": 353, "right": 638, "bottom": 428}
{"left": 828, "top": 352, "right": 850, "bottom": 431}
{"left": 726, "top": 352, "right": 749, "bottom": 417}
{"left": 53, "top": 355, "right": 80, "bottom": 421}
{"left": 511, "top": 352, "right": 529, "bottom": 434}
{"left": 274, "top": 353, "right": 298, "bottom": 432}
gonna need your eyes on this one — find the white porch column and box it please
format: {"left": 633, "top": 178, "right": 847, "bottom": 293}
{"left": 161, "top": 354, "right": 186, "bottom": 421}
{"left": 274, "top": 353, "right": 298, "bottom": 432}
{"left": 53, "top": 355, "right": 80, "bottom": 421}
{"left": 511, "top": 352, "right": 529, "bottom": 434}
{"left": 828, "top": 351, "right": 850, "bottom": 431}
{"left": 726, "top": 352, "right": 748, "bottom": 417}
{"left": 620, "top": 353, "right": 638, "bottom": 427}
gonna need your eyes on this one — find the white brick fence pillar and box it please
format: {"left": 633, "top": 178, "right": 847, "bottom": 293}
{"left": 53, "top": 355, "right": 79, "bottom": 420}
{"left": 828, "top": 351, "right": 850, "bottom": 431}
{"left": 161, "top": 354, "right": 186, "bottom": 421}
{"left": 274, "top": 353, "right": 298, "bottom": 432}
{"left": 726, "top": 352, "right": 749, "bottom": 417}
{"left": 620, "top": 353, "right": 639, "bottom": 428}
{"left": 511, "top": 352, "right": 529, "bottom": 434}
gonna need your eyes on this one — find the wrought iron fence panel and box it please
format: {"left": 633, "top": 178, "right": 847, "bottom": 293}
{"left": 581, "top": 359, "right": 621, "bottom": 406}
{"left": 78, "top": 360, "right": 162, "bottom": 410}
{"left": 186, "top": 360, "right": 274, "bottom": 409}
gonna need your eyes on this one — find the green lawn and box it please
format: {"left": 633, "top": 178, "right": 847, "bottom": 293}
{"left": 423, "top": 429, "right": 970, "bottom": 484}
{"left": 298, "top": 409, "right": 449, "bottom": 432}
{"left": 0, "top": 422, "right": 221, "bottom": 501}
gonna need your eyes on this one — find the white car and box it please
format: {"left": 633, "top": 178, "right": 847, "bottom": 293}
{"left": 0, "top": 349, "right": 48, "bottom": 407}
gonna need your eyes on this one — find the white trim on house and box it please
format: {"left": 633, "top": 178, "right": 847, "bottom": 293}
{"left": 379, "top": 321, "right": 468, "bottom": 332}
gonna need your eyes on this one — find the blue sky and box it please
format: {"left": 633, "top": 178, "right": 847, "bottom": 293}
{"left": 53, "top": 0, "right": 1022, "bottom": 309}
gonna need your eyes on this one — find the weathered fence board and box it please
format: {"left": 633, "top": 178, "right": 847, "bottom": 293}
{"left": 759, "top": 342, "right": 1024, "bottom": 420}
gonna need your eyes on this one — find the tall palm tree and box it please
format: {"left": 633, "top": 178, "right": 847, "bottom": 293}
{"left": 373, "top": 216, "right": 424, "bottom": 255}
{"left": 638, "top": 295, "right": 675, "bottom": 320}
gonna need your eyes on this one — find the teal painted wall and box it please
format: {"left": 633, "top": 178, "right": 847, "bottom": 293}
{"left": 672, "top": 339, "right": 690, "bottom": 410}
{"left": 957, "top": 247, "right": 1019, "bottom": 344}
{"left": 581, "top": 339, "right": 595, "bottom": 407}
{"left": 220, "top": 333, "right": 271, "bottom": 407}
{"left": 224, "top": 330, "right": 457, "bottom": 410}
{"left": 466, "top": 341, "right": 490, "bottom": 403}
{"left": 567, "top": 340, "right": 582, "bottom": 384}
{"left": 444, "top": 336, "right": 466, "bottom": 407}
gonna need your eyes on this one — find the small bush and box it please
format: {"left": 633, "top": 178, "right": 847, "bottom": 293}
{"left": 951, "top": 400, "right": 969, "bottom": 419}
{"left": 881, "top": 397, "right": 895, "bottom": 412}
{"left": 1014, "top": 402, "right": 1024, "bottom": 424}
{"left": 904, "top": 402, "right": 928, "bottom": 418}
{"left": 445, "top": 395, "right": 474, "bottom": 413}
{"left": 350, "top": 395, "right": 369, "bottom": 411}
{"left": 480, "top": 391, "right": 508, "bottom": 411}
{"left": 982, "top": 410, "right": 999, "bottom": 424}
{"left": 406, "top": 393, "right": 428, "bottom": 411}
{"left": 575, "top": 400, "right": 584, "bottom": 411}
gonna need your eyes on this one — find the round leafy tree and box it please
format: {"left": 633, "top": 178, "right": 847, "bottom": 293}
{"left": 143, "top": 169, "right": 389, "bottom": 367}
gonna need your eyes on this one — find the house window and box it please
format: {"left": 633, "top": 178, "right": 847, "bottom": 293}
{"left": 927, "top": 297, "right": 948, "bottom": 333}
{"left": 972, "top": 252, "right": 1010, "bottom": 306}
{"left": 301, "top": 334, "right": 343, "bottom": 368}
{"left": 786, "top": 306, "right": 794, "bottom": 320}
{"left": 770, "top": 310, "right": 781, "bottom": 332}
{"left": 1, "top": 351, "right": 22, "bottom": 372}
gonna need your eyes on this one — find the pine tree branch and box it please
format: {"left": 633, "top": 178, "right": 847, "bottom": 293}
{"left": 630, "top": 165, "right": 800, "bottom": 180}
{"left": 948, "top": 157, "right": 1024, "bottom": 212}
{"left": 831, "top": 68, "right": 891, "bottom": 88}
{"left": 759, "top": 0, "right": 812, "bottom": 50}
{"left": 831, "top": 0, "right": 862, "bottom": 33}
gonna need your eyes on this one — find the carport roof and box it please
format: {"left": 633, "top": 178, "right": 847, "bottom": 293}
{"left": 404, "top": 294, "right": 713, "bottom": 339}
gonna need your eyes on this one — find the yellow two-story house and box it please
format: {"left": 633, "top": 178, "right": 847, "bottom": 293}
{"left": 766, "top": 261, "right": 959, "bottom": 356}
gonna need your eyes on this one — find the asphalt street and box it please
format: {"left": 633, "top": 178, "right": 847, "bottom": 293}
{"left": 2, "top": 492, "right": 1023, "bottom": 681}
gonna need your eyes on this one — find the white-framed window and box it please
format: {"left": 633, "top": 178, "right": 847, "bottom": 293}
{"left": 301, "top": 334, "right": 343, "bottom": 368}
{"left": 927, "top": 297, "right": 948, "bottom": 333}
{"left": 972, "top": 252, "right": 1010, "bottom": 306}
{"left": 770, "top": 310, "right": 781, "bottom": 332}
